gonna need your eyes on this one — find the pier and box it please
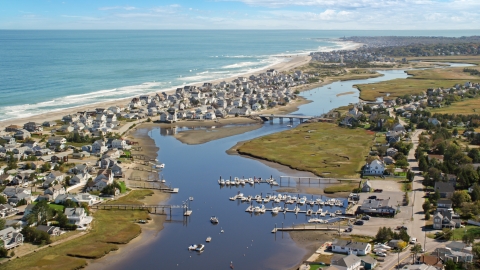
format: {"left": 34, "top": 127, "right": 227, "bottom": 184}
{"left": 258, "top": 114, "right": 315, "bottom": 123}
{"left": 91, "top": 203, "right": 192, "bottom": 220}
{"left": 278, "top": 176, "right": 362, "bottom": 187}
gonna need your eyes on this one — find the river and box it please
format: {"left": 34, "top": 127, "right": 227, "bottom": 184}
{"left": 96, "top": 65, "right": 471, "bottom": 270}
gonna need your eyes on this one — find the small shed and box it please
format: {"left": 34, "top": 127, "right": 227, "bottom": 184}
{"left": 362, "top": 180, "right": 372, "bottom": 192}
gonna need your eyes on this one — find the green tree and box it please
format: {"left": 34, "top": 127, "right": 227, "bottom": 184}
{"left": 462, "top": 232, "right": 475, "bottom": 246}
{"left": 0, "top": 196, "right": 6, "bottom": 204}
{"left": 0, "top": 218, "right": 5, "bottom": 230}
{"left": 471, "top": 184, "right": 480, "bottom": 202}
{"left": 442, "top": 228, "right": 453, "bottom": 241}
{"left": 422, "top": 201, "right": 431, "bottom": 213}
{"left": 410, "top": 244, "right": 423, "bottom": 262}
{"left": 26, "top": 201, "right": 53, "bottom": 225}
{"left": 451, "top": 190, "right": 471, "bottom": 208}
{"left": 445, "top": 260, "right": 456, "bottom": 270}
{"left": 425, "top": 212, "right": 431, "bottom": 220}
{"left": 0, "top": 247, "right": 7, "bottom": 258}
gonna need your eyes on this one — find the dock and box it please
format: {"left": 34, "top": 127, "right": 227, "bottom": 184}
{"left": 271, "top": 225, "right": 342, "bottom": 233}
{"left": 92, "top": 203, "right": 191, "bottom": 220}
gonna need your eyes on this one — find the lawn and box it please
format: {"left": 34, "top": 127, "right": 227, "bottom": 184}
{"left": 430, "top": 97, "right": 480, "bottom": 115}
{"left": 237, "top": 122, "right": 374, "bottom": 178}
{"left": 406, "top": 67, "right": 480, "bottom": 80}
{"left": 118, "top": 181, "right": 127, "bottom": 193}
{"left": 107, "top": 189, "right": 153, "bottom": 205}
{"left": 1, "top": 190, "right": 151, "bottom": 270}
{"left": 406, "top": 55, "right": 480, "bottom": 66}
{"left": 324, "top": 183, "right": 359, "bottom": 194}
{"left": 452, "top": 225, "right": 480, "bottom": 241}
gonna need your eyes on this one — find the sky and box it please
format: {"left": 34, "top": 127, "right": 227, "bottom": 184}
{"left": 1, "top": 0, "right": 479, "bottom": 30}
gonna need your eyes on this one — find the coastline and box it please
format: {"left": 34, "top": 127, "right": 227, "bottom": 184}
{"left": 0, "top": 55, "right": 312, "bottom": 130}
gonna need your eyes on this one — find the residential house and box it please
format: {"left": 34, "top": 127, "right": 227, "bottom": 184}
{"left": 434, "top": 182, "right": 455, "bottom": 198}
{"left": 416, "top": 255, "right": 443, "bottom": 269}
{"left": 111, "top": 164, "right": 124, "bottom": 178}
{"left": 92, "top": 140, "right": 108, "bottom": 154}
{"left": 0, "top": 204, "right": 18, "bottom": 218}
{"left": 357, "top": 198, "right": 396, "bottom": 216}
{"left": 400, "top": 264, "right": 441, "bottom": 270}
{"left": 330, "top": 254, "right": 362, "bottom": 270}
{"left": 434, "top": 247, "right": 473, "bottom": 263}
{"left": 331, "top": 239, "right": 371, "bottom": 255}
{"left": 437, "top": 199, "right": 453, "bottom": 209}
{"left": 433, "top": 208, "right": 461, "bottom": 230}
{"left": 55, "top": 193, "right": 100, "bottom": 206}
{"left": 361, "top": 256, "right": 378, "bottom": 270}
{"left": 69, "top": 173, "right": 90, "bottom": 185}
{"left": 428, "top": 118, "right": 441, "bottom": 126}
{"left": 0, "top": 227, "right": 23, "bottom": 249}
{"left": 43, "top": 171, "right": 65, "bottom": 188}
{"left": 48, "top": 136, "right": 67, "bottom": 146}
{"left": 383, "top": 156, "right": 395, "bottom": 165}
{"left": 14, "top": 129, "right": 31, "bottom": 140}
{"left": 23, "top": 122, "right": 43, "bottom": 132}
{"left": 111, "top": 139, "right": 131, "bottom": 150}
{"left": 361, "top": 180, "right": 372, "bottom": 192}
{"left": 44, "top": 185, "right": 66, "bottom": 200}
{"left": 363, "top": 159, "right": 385, "bottom": 176}
{"left": 386, "top": 148, "right": 398, "bottom": 157}
{"left": 36, "top": 225, "right": 61, "bottom": 236}
{"left": 65, "top": 207, "right": 93, "bottom": 230}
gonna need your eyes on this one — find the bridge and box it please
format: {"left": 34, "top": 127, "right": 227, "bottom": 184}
{"left": 258, "top": 114, "right": 315, "bottom": 123}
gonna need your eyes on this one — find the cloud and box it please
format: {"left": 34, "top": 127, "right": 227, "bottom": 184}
{"left": 98, "top": 6, "right": 136, "bottom": 11}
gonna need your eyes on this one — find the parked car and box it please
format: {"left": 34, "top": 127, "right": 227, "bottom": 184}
{"left": 354, "top": 220, "right": 364, "bottom": 225}
{"left": 376, "top": 252, "right": 387, "bottom": 257}
{"left": 410, "top": 237, "right": 417, "bottom": 244}
{"left": 396, "top": 225, "right": 407, "bottom": 230}
{"left": 368, "top": 196, "right": 377, "bottom": 200}
{"left": 344, "top": 227, "right": 353, "bottom": 232}
{"left": 374, "top": 189, "right": 383, "bottom": 192}
{"left": 362, "top": 215, "right": 371, "bottom": 220}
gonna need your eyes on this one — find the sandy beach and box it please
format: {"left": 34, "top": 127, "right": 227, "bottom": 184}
{"left": 0, "top": 55, "right": 311, "bottom": 130}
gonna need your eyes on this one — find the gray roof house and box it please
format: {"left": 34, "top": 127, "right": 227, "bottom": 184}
{"left": 357, "top": 199, "right": 396, "bottom": 216}
{"left": 0, "top": 227, "right": 24, "bottom": 249}
{"left": 331, "top": 254, "right": 362, "bottom": 270}
{"left": 434, "top": 182, "right": 455, "bottom": 198}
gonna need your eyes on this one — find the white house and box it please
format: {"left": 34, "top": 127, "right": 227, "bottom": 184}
{"left": 331, "top": 240, "right": 371, "bottom": 256}
{"left": 44, "top": 185, "right": 66, "bottom": 200}
{"left": 0, "top": 227, "right": 23, "bottom": 249}
{"left": 363, "top": 159, "right": 385, "bottom": 176}
{"left": 111, "top": 139, "right": 131, "bottom": 150}
{"left": 55, "top": 193, "right": 100, "bottom": 206}
{"left": 92, "top": 140, "right": 108, "bottom": 154}
{"left": 65, "top": 207, "right": 93, "bottom": 230}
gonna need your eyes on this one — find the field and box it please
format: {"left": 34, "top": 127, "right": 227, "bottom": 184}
{"left": 237, "top": 122, "right": 374, "bottom": 178}
{"left": 355, "top": 79, "right": 475, "bottom": 101}
{"left": 354, "top": 56, "right": 480, "bottom": 101}
{"left": 406, "top": 67, "right": 480, "bottom": 80}
{"left": 324, "top": 183, "right": 358, "bottom": 193}
{"left": 406, "top": 55, "right": 480, "bottom": 66}
{"left": 430, "top": 98, "right": 480, "bottom": 115}
{"left": 1, "top": 190, "right": 152, "bottom": 270}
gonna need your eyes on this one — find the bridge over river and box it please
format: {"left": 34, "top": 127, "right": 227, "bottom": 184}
{"left": 258, "top": 114, "right": 316, "bottom": 123}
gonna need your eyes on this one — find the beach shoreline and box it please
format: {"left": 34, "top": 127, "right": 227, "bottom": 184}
{"left": 0, "top": 54, "right": 312, "bottom": 130}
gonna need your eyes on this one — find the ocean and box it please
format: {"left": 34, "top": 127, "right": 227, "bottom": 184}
{"left": 0, "top": 30, "right": 477, "bottom": 121}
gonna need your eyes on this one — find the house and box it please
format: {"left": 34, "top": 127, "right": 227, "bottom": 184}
{"left": 433, "top": 208, "right": 461, "bottom": 229}
{"left": 44, "top": 185, "right": 66, "bottom": 200}
{"left": 0, "top": 227, "right": 24, "bottom": 249}
{"left": 437, "top": 199, "right": 453, "bottom": 209}
{"left": 357, "top": 198, "right": 396, "bottom": 216}
{"left": 2, "top": 187, "right": 31, "bottom": 198}
{"left": 331, "top": 239, "right": 371, "bottom": 255}
{"left": 383, "top": 156, "right": 395, "bottom": 165}
{"left": 0, "top": 204, "right": 19, "bottom": 218}
{"left": 111, "top": 164, "right": 124, "bottom": 178}
{"left": 23, "top": 122, "right": 43, "bottom": 132}
{"left": 65, "top": 207, "right": 93, "bottom": 230}
{"left": 445, "top": 241, "right": 468, "bottom": 252}
{"left": 92, "top": 140, "right": 108, "bottom": 154}
{"left": 428, "top": 118, "right": 441, "bottom": 126}
{"left": 363, "top": 159, "right": 385, "bottom": 176}
{"left": 434, "top": 182, "right": 455, "bottom": 198}
{"left": 361, "top": 256, "right": 378, "bottom": 270}
{"left": 36, "top": 225, "right": 61, "bottom": 236}
{"left": 14, "top": 129, "right": 31, "bottom": 140}
{"left": 388, "top": 239, "right": 406, "bottom": 250}
{"left": 102, "top": 149, "right": 121, "bottom": 159}
{"left": 386, "top": 148, "right": 398, "bottom": 157}
{"left": 416, "top": 255, "right": 443, "bottom": 268}
{"left": 433, "top": 247, "right": 473, "bottom": 263}
{"left": 48, "top": 136, "right": 67, "bottom": 146}
{"left": 55, "top": 193, "right": 100, "bottom": 206}
{"left": 330, "top": 254, "right": 362, "bottom": 270}
{"left": 361, "top": 180, "right": 372, "bottom": 192}
{"left": 400, "top": 264, "right": 441, "bottom": 270}
{"left": 43, "top": 171, "right": 65, "bottom": 188}
{"left": 69, "top": 173, "right": 89, "bottom": 185}
{"left": 111, "top": 139, "right": 131, "bottom": 150}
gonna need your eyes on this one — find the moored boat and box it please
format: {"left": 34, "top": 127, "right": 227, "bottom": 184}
{"left": 210, "top": 216, "right": 219, "bottom": 224}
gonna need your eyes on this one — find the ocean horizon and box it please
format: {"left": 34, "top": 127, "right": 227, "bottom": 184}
{"left": 1, "top": 29, "right": 478, "bottom": 122}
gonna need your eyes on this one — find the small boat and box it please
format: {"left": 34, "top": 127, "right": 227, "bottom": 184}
{"left": 206, "top": 237, "right": 211, "bottom": 242}
{"left": 335, "top": 210, "right": 342, "bottom": 215}
{"left": 229, "top": 196, "right": 236, "bottom": 201}
{"left": 220, "top": 228, "right": 224, "bottom": 233}
{"left": 219, "top": 179, "right": 225, "bottom": 185}
{"left": 188, "top": 244, "right": 197, "bottom": 250}
{"left": 286, "top": 125, "right": 292, "bottom": 127}
{"left": 225, "top": 180, "right": 230, "bottom": 185}
{"left": 155, "top": 163, "right": 165, "bottom": 169}
{"left": 245, "top": 205, "right": 254, "bottom": 212}
{"left": 189, "top": 197, "right": 194, "bottom": 201}
{"left": 195, "top": 244, "right": 205, "bottom": 252}
{"left": 210, "top": 216, "right": 219, "bottom": 224}
{"left": 271, "top": 180, "right": 279, "bottom": 186}
{"left": 306, "top": 209, "right": 313, "bottom": 216}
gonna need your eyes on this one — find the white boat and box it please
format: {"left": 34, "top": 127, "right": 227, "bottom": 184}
{"left": 306, "top": 209, "right": 313, "bottom": 216}
{"left": 188, "top": 244, "right": 197, "bottom": 250}
{"left": 308, "top": 218, "right": 320, "bottom": 223}
{"left": 316, "top": 199, "right": 324, "bottom": 205}
{"left": 320, "top": 211, "right": 326, "bottom": 217}
{"left": 330, "top": 213, "right": 336, "bottom": 217}
{"left": 254, "top": 205, "right": 266, "bottom": 213}
{"left": 298, "top": 198, "right": 306, "bottom": 206}
{"left": 229, "top": 196, "right": 236, "bottom": 201}
{"left": 293, "top": 206, "right": 301, "bottom": 213}
{"left": 271, "top": 180, "right": 279, "bottom": 186}
{"left": 189, "top": 197, "right": 194, "bottom": 201}
{"left": 155, "top": 163, "right": 165, "bottom": 169}
{"left": 240, "top": 179, "right": 246, "bottom": 185}
{"left": 272, "top": 207, "right": 279, "bottom": 214}
{"left": 225, "top": 180, "right": 230, "bottom": 185}
{"left": 236, "top": 193, "right": 244, "bottom": 199}
{"left": 274, "top": 198, "right": 281, "bottom": 203}
{"left": 286, "top": 125, "right": 292, "bottom": 127}
{"left": 219, "top": 179, "right": 225, "bottom": 185}
{"left": 245, "top": 205, "right": 254, "bottom": 212}
{"left": 335, "top": 210, "right": 342, "bottom": 215}
{"left": 206, "top": 237, "right": 211, "bottom": 242}
{"left": 248, "top": 178, "right": 254, "bottom": 185}
{"left": 195, "top": 244, "right": 205, "bottom": 252}
{"left": 210, "top": 216, "right": 219, "bottom": 224}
